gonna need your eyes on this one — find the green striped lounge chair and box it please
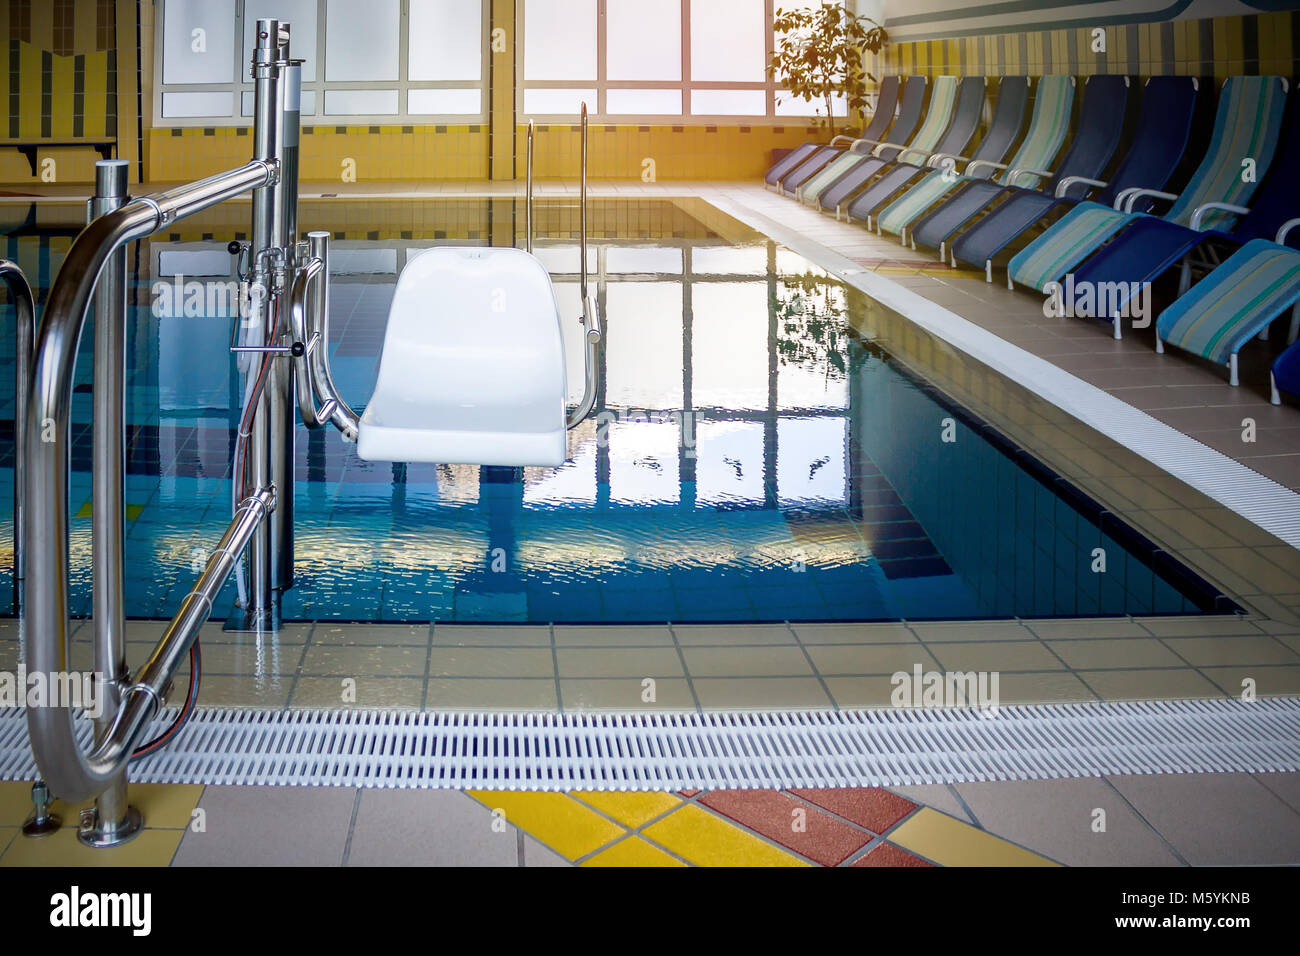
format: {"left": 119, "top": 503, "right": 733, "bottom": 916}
{"left": 800, "top": 75, "right": 962, "bottom": 208}
{"left": 875, "top": 75, "right": 1076, "bottom": 245}
{"left": 1007, "top": 75, "right": 1289, "bottom": 294}
{"left": 1155, "top": 228, "right": 1300, "bottom": 391}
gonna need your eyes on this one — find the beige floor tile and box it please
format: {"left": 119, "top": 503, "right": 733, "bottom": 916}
{"left": 1199, "top": 665, "right": 1300, "bottom": 697}
{"left": 806, "top": 643, "right": 940, "bottom": 675}
{"left": 1024, "top": 618, "right": 1147, "bottom": 640}
{"left": 425, "top": 677, "right": 558, "bottom": 711}
{"left": 823, "top": 675, "right": 900, "bottom": 708}
{"left": 1133, "top": 616, "right": 1263, "bottom": 637}
{"left": 791, "top": 622, "right": 917, "bottom": 644}
{"left": 926, "top": 641, "right": 1063, "bottom": 672}
{"left": 290, "top": 676, "right": 424, "bottom": 709}
{"left": 1, "top": 826, "right": 184, "bottom": 867}
{"left": 692, "top": 677, "right": 832, "bottom": 710}
{"left": 553, "top": 625, "right": 675, "bottom": 647}
{"left": 681, "top": 645, "right": 813, "bottom": 677}
{"left": 909, "top": 621, "right": 1038, "bottom": 643}
{"left": 671, "top": 624, "right": 797, "bottom": 645}
{"left": 432, "top": 625, "right": 552, "bottom": 647}
{"left": 1081, "top": 668, "right": 1226, "bottom": 701}
{"left": 1163, "top": 636, "right": 1300, "bottom": 667}
{"left": 299, "top": 643, "right": 427, "bottom": 677}
{"left": 427, "top": 646, "right": 553, "bottom": 678}
{"left": 992, "top": 671, "right": 1098, "bottom": 704}
{"left": 191, "top": 640, "right": 305, "bottom": 676}
{"left": 555, "top": 646, "right": 684, "bottom": 679}
{"left": 308, "top": 623, "right": 432, "bottom": 646}
{"left": 197, "top": 674, "right": 293, "bottom": 708}
{"left": 560, "top": 678, "right": 695, "bottom": 711}
{"left": 1046, "top": 638, "right": 1185, "bottom": 669}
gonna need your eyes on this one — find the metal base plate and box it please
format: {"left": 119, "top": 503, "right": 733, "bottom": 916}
{"left": 223, "top": 596, "right": 282, "bottom": 633}
{"left": 77, "top": 805, "right": 144, "bottom": 848}
{"left": 21, "top": 813, "right": 61, "bottom": 838}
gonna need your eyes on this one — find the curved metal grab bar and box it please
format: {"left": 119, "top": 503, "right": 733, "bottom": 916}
{"left": 566, "top": 101, "right": 601, "bottom": 429}
{"left": 288, "top": 238, "right": 360, "bottom": 440}
{"left": 24, "top": 160, "right": 275, "bottom": 802}
{"left": 0, "top": 259, "right": 34, "bottom": 611}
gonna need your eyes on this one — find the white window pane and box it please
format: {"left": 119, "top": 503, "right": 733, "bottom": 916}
{"left": 607, "top": 247, "right": 682, "bottom": 274}
{"left": 778, "top": 417, "right": 846, "bottom": 504}
{"left": 324, "top": 89, "right": 400, "bottom": 115}
{"left": 409, "top": 0, "right": 483, "bottom": 81}
{"left": 244, "top": 0, "right": 318, "bottom": 81}
{"left": 691, "top": 89, "right": 765, "bottom": 116}
{"left": 325, "top": 0, "right": 399, "bottom": 81}
{"left": 697, "top": 421, "right": 764, "bottom": 505}
{"left": 162, "top": 90, "right": 233, "bottom": 118}
{"left": 610, "top": 421, "right": 679, "bottom": 505}
{"left": 607, "top": 0, "right": 679, "bottom": 81}
{"left": 776, "top": 91, "right": 848, "bottom": 116}
{"left": 690, "top": 0, "right": 764, "bottom": 82}
{"left": 531, "top": 245, "right": 596, "bottom": 274}
{"left": 691, "top": 282, "right": 768, "bottom": 410}
{"left": 242, "top": 89, "right": 315, "bottom": 115}
{"left": 408, "top": 89, "right": 482, "bottom": 114}
{"left": 524, "top": 0, "right": 596, "bottom": 80}
{"left": 606, "top": 89, "right": 682, "bottom": 116}
{"left": 162, "top": 0, "right": 235, "bottom": 84}
{"left": 523, "top": 89, "right": 596, "bottom": 115}
{"left": 692, "top": 246, "right": 766, "bottom": 275}
{"left": 605, "top": 283, "right": 683, "bottom": 409}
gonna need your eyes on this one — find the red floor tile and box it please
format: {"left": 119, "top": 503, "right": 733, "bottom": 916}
{"left": 679, "top": 789, "right": 701, "bottom": 798}
{"left": 788, "top": 787, "right": 916, "bottom": 833}
{"left": 699, "top": 789, "right": 871, "bottom": 866}
{"left": 853, "top": 843, "right": 934, "bottom": 867}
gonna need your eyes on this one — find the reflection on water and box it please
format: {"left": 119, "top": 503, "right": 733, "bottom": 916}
{"left": 0, "top": 198, "right": 1214, "bottom": 622}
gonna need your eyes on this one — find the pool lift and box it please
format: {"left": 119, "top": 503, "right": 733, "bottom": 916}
{"left": 15, "top": 19, "right": 601, "bottom": 845}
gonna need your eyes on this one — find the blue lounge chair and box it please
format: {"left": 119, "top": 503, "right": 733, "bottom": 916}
{"left": 910, "top": 74, "right": 1130, "bottom": 269}
{"left": 1154, "top": 222, "right": 1300, "bottom": 392}
{"left": 844, "top": 77, "right": 1031, "bottom": 228}
{"left": 876, "top": 75, "right": 1076, "bottom": 244}
{"left": 769, "top": 76, "right": 912, "bottom": 194}
{"left": 796, "top": 75, "right": 931, "bottom": 204}
{"left": 1006, "top": 75, "right": 1289, "bottom": 328}
{"left": 1046, "top": 87, "right": 1300, "bottom": 338}
{"left": 763, "top": 75, "right": 901, "bottom": 188}
{"left": 950, "top": 76, "right": 1199, "bottom": 281}
{"left": 817, "top": 76, "right": 986, "bottom": 217}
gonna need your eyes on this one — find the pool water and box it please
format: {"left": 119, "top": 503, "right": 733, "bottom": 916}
{"left": 0, "top": 197, "right": 1227, "bottom": 623}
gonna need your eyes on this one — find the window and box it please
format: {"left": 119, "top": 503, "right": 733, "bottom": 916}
{"left": 9, "top": 0, "right": 31, "bottom": 44}
{"left": 96, "top": 0, "right": 116, "bottom": 50}
{"left": 52, "top": 0, "right": 76, "bottom": 56}
{"left": 155, "top": 0, "right": 488, "bottom": 125}
{"left": 521, "top": 0, "right": 847, "bottom": 121}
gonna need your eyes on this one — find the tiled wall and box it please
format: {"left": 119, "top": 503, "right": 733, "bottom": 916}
{"left": 869, "top": 10, "right": 1300, "bottom": 81}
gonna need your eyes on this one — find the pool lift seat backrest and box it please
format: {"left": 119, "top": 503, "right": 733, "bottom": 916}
{"left": 355, "top": 246, "right": 570, "bottom": 466}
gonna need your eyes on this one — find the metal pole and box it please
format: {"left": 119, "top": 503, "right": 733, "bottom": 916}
{"left": 0, "top": 259, "right": 34, "bottom": 615}
{"left": 526, "top": 119, "right": 534, "bottom": 253}
{"left": 580, "top": 103, "right": 588, "bottom": 300}
{"left": 242, "top": 17, "right": 286, "bottom": 630}
{"left": 82, "top": 158, "right": 141, "bottom": 847}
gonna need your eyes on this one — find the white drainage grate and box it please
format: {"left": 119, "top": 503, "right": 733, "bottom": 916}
{"left": 3, "top": 698, "right": 1299, "bottom": 790}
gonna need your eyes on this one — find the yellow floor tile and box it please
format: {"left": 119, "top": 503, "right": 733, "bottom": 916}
{"left": 0, "top": 826, "right": 183, "bottom": 867}
{"left": 572, "top": 791, "right": 682, "bottom": 828}
{"left": 641, "top": 804, "right": 807, "bottom": 867}
{"left": 582, "top": 836, "right": 685, "bottom": 867}
{"left": 469, "top": 791, "right": 624, "bottom": 861}
{"left": 888, "top": 808, "right": 1058, "bottom": 867}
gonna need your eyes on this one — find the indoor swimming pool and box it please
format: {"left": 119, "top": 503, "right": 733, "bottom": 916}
{"left": 0, "top": 197, "right": 1230, "bottom": 624}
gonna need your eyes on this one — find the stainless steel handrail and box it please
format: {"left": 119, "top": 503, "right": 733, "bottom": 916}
{"left": 526, "top": 119, "right": 535, "bottom": 253}
{"left": 23, "top": 159, "right": 276, "bottom": 802}
{"left": 288, "top": 233, "right": 360, "bottom": 440}
{"left": 1, "top": 259, "right": 34, "bottom": 612}
{"left": 567, "top": 102, "right": 601, "bottom": 430}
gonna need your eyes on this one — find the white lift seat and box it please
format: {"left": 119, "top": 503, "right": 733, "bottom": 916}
{"left": 356, "top": 247, "right": 568, "bottom": 467}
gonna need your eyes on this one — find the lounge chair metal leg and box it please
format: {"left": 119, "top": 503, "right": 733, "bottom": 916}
{"left": 1007, "top": 276, "right": 1014, "bottom": 291}
{"left": 938, "top": 241, "right": 945, "bottom": 262}
{"left": 1259, "top": 325, "right": 1270, "bottom": 342}
{"left": 985, "top": 261, "right": 992, "bottom": 283}
{"left": 1113, "top": 314, "right": 1122, "bottom": 340}
{"left": 835, "top": 205, "right": 841, "bottom": 221}
{"left": 1155, "top": 336, "right": 1164, "bottom": 354}
{"left": 1230, "top": 353, "right": 1239, "bottom": 387}
{"left": 1289, "top": 304, "right": 1300, "bottom": 345}
{"left": 1178, "top": 258, "right": 1191, "bottom": 296}
{"left": 1272, "top": 371, "right": 1281, "bottom": 405}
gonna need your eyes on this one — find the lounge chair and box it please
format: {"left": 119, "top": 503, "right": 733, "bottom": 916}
{"left": 843, "top": 77, "right": 1030, "bottom": 227}
{"left": 950, "top": 76, "right": 1199, "bottom": 282}
{"left": 875, "top": 75, "right": 1076, "bottom": 244}
{"left": 817, "top": 75, "right": 986, "bottom": 216}
{"left": 909, "top": 74, "right": 1130, "bottom": 270}
{"left": 1154, "top": 221, "right": 1300, "bottom": 393}
{"left": 1271, "top": 328, "right": 1300, "bottom": 403}
{"left": 1006, "top": 75, "right": 1289, "bottom": 329}
{"left": 763, "top": 75, "right": 904, "bottom": 191}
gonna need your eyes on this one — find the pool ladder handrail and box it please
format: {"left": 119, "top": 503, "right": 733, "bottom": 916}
{"left": 1, "top": 258, "right": 34, "bottom": 615}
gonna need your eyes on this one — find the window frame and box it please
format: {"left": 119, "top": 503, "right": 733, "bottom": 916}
{"left": 152, "top": 0, "right": 490, "bottom": 127}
